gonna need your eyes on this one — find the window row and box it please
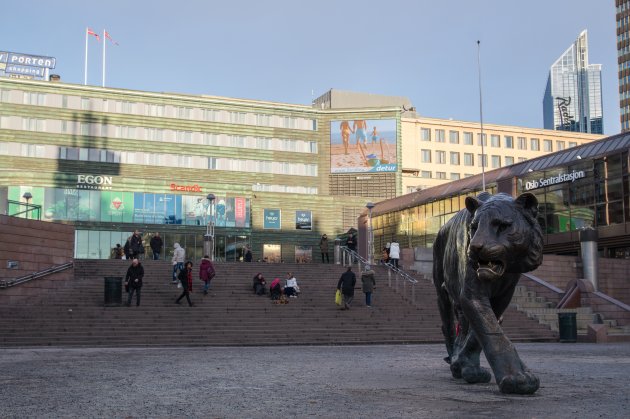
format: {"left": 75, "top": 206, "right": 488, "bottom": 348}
{"left": 0, "top": 88, "right": 317, "bottom": 131}
{"left": 0, "top": 115, "right": 318, "bottom": 154}
{"left": 419, "top": 127, "right": 576, "bottom": 151}
{"left": 0, "top": 142, "right": 319, "bottom": 178}
{"left": 420, "top": 149, "right": 526, "bottom": 167}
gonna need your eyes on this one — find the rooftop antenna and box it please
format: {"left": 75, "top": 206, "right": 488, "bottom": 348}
{"left": 477, "top": 40, "right": 486, "bottom": 191}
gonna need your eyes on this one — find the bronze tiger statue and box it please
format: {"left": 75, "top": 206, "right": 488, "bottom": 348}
{"left": 433, "top": 192, "right": 544, "bottom": 394}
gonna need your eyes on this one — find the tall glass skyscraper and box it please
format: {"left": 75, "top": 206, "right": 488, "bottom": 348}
{"left": 617, "top": 0, "right": 630, "bottom": 132}
{"left": 543, "top": 30, "right": 603, "bottom": 134}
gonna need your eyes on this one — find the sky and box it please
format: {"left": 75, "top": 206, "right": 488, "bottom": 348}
{"left": 1, "top": 1, "right": 619, "bottom": 134}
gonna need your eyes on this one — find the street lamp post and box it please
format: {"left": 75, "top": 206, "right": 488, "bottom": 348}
{"left": 22, "top": 192, "right": 32, "bottom": 219}
{"left": 366, "top": 202, "right": 375, "bottom": 264}
{"left": 204, "top": 193, "right": 216, "bottom": 261}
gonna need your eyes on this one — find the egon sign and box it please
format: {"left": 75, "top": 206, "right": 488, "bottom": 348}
{"left": 77, "top": 174, "right": 113, "bottom": 190}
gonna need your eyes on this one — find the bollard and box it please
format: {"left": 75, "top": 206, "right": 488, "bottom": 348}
{"left": 579, "top": 227, "right": 598, "bottom": 291}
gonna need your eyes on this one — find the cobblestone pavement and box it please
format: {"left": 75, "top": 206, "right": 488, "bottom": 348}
{"left": 1, "top": 343, "right": 629, "bottom": 418}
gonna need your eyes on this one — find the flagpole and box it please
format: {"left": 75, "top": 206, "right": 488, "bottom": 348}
{"left": 477, "top": 40, "right": 486, "bottom": 191}
{"left": 102, "top": 29, "right": 106, "bottom": 87}
{"left": 84, "top": 27, "right": 88, "bottom": 85}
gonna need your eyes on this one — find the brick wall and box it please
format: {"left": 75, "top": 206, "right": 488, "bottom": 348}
{"left": 598, "top": 258, "right": 630, "bottom": 306}
{"left": 530, "top": 255, "right": 581, "bottom": 291}
{"left": 0, "top": 215, "right": 74, "bottom": 280}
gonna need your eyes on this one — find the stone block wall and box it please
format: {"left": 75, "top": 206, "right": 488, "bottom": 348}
{"left": 0, "top": 215, "right": 74, "bottom": 280}
{"left": 598, "top": 258, "right": 630, "bottom": 306}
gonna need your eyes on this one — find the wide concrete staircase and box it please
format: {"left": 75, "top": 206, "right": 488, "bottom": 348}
{"left": 0, "top": 260, "right": 557, "bottom": 347}
{"left": 511, "top": 285, "right": 630, "bottom": 338}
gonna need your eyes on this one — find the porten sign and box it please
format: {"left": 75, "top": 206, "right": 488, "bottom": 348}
{"left": 524, "top": 170, "right": 585, "bottom": 191}
{"left": 77, "top": 174, "right": 113, "bottom": 190}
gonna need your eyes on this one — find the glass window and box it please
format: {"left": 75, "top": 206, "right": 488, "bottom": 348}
{"left": 518, "top": 137, "right": 527, "bottom": 150}
{"left": 421, "top": 170, "right": 432, "bottom": 178}
{"left": 531, "top": 138, "right": 540, "bottom": 151}
{"left": 463, "top": 132, "right": 473, "bottom": 145}
{"left": 435, "top": 129, "right": 445, "bottom": 143}
{"left": 490, "top": 134, "right": 500, "bottom": 147}
{"left": 449, "top": 131, "right": 459, "bottom": 144}
{"left": 421, "top": 149, "right": 431, "bottom": 163}
{"left": 436, "top": 171, "right": 447, "bottom": 179}
{"left": 491, "top": 155, "right": 501, "bottom": 168}
{"left": 504, "top": 136, "right": 514, "bottom": 148}
{"left": 569, "top": 141, "right": 577, "bottom": 148}
{"left": 477, "top": 154, "right": 487, "bottom": 167}
{"left": 436, "top": 150, "right": 446, "bottom": 164}
{"left": 464, "top": 153, "right": 474, "bottom": 166}
{"left": 450, "top": 173, "right": 460, "bottom": 180}
{"left": 556, "top": 141, "right": 565, "bottom": 151}
{"left": 505, "top": 156, "right": 514, "bottom": 166}
{"left": 543, "top": 140, "right": 553, "bottom": 152}
{"left": 420, "top": 128, "right": 431, "bottom": 141}
{"left": 476, "top": 133, "right": 487, "bottom": 146}
{"left": 81, "top": 97, "right": 90, "bottom": 110}
{"left": 450, "top": 152, "right": 460, "bottom": 165}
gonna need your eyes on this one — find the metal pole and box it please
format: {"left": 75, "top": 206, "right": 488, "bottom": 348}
{"left": 477, "top": 40, "right": 486, "bottom": 191}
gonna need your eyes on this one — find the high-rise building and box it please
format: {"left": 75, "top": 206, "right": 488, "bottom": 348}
{"left": 543, "top": 30, "right": 603, "bottom": 134}
{"left": 617, "top": 0, "right": 630, "bottom": 132}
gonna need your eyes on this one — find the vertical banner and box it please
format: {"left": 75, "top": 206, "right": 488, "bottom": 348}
{"left": 234, "top": 197, "right": 246, "bottom": 227}
{"left": 263, "top": 209, "right": 281, "bottom": 229}
{"left": 295, "top": 210, "right": 312, "bottom": 230}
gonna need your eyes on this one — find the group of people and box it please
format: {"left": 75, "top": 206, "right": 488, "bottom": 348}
{"left": 123, "top": 243, "right": 216, "bottom": 308}
{"left": 381, "top": 241, "right": 400, "bottom": 268}
{"left": 252, "top": 272, "right": 300, "bottom": 300}
{"left": 112, "top": 231, "right": 165, "bottom": 261}
{"left": 336, "top": 265, "right": 376, "bottom": 310}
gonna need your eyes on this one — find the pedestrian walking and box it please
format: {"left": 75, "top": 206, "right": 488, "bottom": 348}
{"left": 244, "top": 246, "right": 253, "bottom": 262}
{"left": 346, "top": 233, "right": 357, "bottom": 253}
{"left": 319, "top": 234, "right": 330, "bottom": 263}
{"left": 389, "top": 240, "right": 400, "bottom": 268}
{"left": 336, "top": 266, "right": 356, "bottom": 310}
{"left": 361, "top": 264, "right": 376, "bottom": 307}
{"left": 150, "top": 232, "right": 163, "bottom": 260}
{"left": 123, "top": 237, "right": 132, "bottom": 260}
{"left": 175, "top": 261, "right": 194, "bottom": 307}
{"left": 199, "top": 255, "right": 215, "bottom": 295}
{"left": 171, "top": 242, "right": 185, "bottom": 283}
{"left": 124, "top": 258, "right": 144, "bottom": 307}
{"left": 130, "top": 230, "right": 143, "bottom": 259}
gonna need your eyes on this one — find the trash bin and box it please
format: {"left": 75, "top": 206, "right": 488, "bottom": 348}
{"left": 558, "top": 312, "right": 577, "bottom": 343}
{"left": 104, "top": 276, "right": 123, "bottom": 306}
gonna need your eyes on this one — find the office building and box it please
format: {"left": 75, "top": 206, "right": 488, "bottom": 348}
{"left": 617, "top": 0, "right": 630, "bottom": 132}
{"left": 543, "top": 30, "right": 604, "bottom": 134}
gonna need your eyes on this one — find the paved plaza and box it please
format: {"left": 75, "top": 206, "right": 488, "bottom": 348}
{"left": 1, "top": 343, "right": 629, "bottom": 418}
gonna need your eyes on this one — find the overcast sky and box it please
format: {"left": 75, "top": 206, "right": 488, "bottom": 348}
{"left": 1, "top": 0, "right": 619, "bottom": 133}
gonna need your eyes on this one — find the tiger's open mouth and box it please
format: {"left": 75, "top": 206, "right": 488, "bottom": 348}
{"left": 475, "top": 259, "right": 505, "bottom": 280}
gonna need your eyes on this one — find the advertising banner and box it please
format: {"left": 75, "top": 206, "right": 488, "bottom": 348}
{"left": 295, "top": 210, "right": 312, "bottom": 230}
{"left": 234, "top": 197, "right": 247, "bottom": 227}
{"left": 263, "top": 209, "right": 281, "bottom": 229}
{"left": 100, "top": 191, "right": 134, "bottom": 223}
{"left": 330, "top": 118, "right": 397, "bottom": 173}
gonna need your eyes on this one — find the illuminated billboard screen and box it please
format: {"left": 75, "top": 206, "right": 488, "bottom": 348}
{"left": 330, "top": 118, "right": 397, "bottom": 173}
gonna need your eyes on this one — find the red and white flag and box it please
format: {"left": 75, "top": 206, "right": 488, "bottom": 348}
{"left": 104, "top": 31, "right": 119, "bottom": 45}
{"left": 87, "top": 28, "right": 100, "bottom": 41}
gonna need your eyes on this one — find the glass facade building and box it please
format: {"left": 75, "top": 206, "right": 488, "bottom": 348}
{"left": 617, "top": 0, "right": 630, "bottom": 132}
{"left": 366, "top": 133, "right": 630, "bottom": 259}
{"left": 543, "top": 30, "right": 604, "bottom": 135}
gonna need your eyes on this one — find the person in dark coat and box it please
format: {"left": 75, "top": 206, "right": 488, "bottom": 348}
{"left": 175, "top": 261, "right": 194, "bottom": 307}
{"left": 244, "top": 246, "right": 253, "bottom": 262}
{"left": 361, "top": 265, "right": 376, "bottom": 307}
{"left": 130, "top": 230, "right": 143, "bottom": 259}
{"left": 199, "top": 255, "right": 215, "bottom": 295}
{"left": 252, "top": 273, "right": 266, "bottom": 295}
{"left": 149, "top": 232, "right": 163, "bottom": 260}
{"left": 346, "top": 233, "right": 357, "bottom": 253}
{"left": 319, "top": 234, "right": 330, "bottom": 263}
{"left": 124, "top": 258, "right": 144, "bottom": 307}
{"left": 123, "top": 237, "right": 132, "bottom": 260}
{"left": 336, "top": 266, "right": 356, "bottom": 310}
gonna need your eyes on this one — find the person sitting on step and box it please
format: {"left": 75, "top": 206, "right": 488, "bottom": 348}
{"left": 269, "top": 277, "right": 282, "bottom": 300}
{"left": 284, "top": 272, "right": 299, "bottom": 298}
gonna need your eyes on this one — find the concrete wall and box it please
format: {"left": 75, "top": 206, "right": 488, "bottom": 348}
{"left": 0, "top": 215, "right": 74, "bottom": 280}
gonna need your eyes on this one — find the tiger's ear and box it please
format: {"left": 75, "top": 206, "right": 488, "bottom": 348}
{"left": 465, "top": 196, "right": 481, "bottom": 215}
{"left": 515, "top": 193, "right": 538, "bottom": 217}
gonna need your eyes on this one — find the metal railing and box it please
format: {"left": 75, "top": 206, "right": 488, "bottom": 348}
{"left": 339, "top": 246, "right": 422, "bottom": 306}
{"left": 0, "top": 262, "right": 74, "bottom": 289}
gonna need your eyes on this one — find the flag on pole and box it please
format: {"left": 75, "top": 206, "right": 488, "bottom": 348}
{"left": 87, "top": 28, "right": 100, "bottom": 41}
{"left": 104, "top": 31, "right": 119, "bottom": 45}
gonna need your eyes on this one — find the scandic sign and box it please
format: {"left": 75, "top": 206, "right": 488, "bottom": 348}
{"left": 170, "top": 183, "right": 203, "bottom": 193}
